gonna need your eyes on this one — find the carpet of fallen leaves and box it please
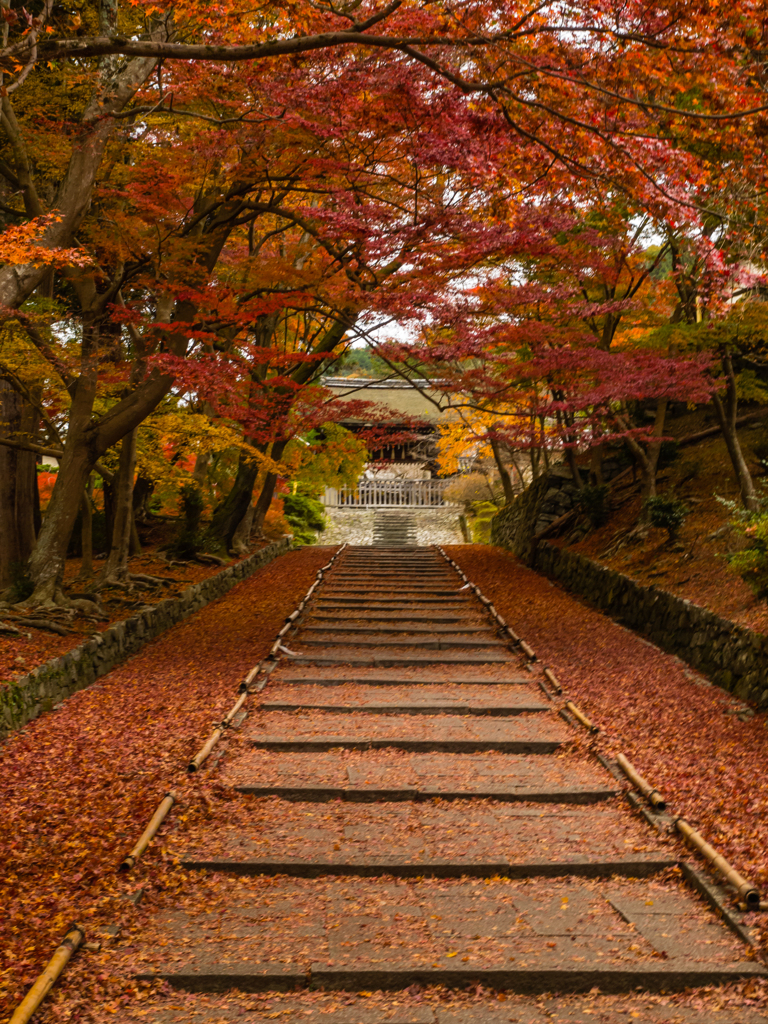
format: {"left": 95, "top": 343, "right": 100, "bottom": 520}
{"left": 0, "top": 545, "right": 333, "bottom": 1021}
{"left": 566, "top": 426, "right": 768, "bottom": 633}
{"left": 447, "top": 545, "right": 768, "bottom": 959}
{"left": 0, "top": 547, "right": 266, "bottom": 680}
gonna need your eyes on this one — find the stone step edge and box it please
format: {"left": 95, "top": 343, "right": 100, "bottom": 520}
{"left": 140, "top": 960, "right": 766, "bottom": 995}
{"left": 258, "top": 703, "right": 549, "bottom": 716}
{"left": 272, "top": 677, "right": 533, "bottom": 686}
{"left": 180, "top": 856, "right": 677, "bottom": 879}
{"left": 245, "top": 739, "right": 562, "bottom": 753}
{"left": 296, "top": 640, "right": 506, "bottom": 649}
{"left": 233, "top": 785, "right": 615, "bottom": 804}
{"left": 287, "top": 656, "right": 515, "bottom": 666}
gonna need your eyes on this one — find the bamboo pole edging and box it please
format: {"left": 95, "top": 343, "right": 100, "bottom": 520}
{"left": 565, "top": 700, "right": 599, "bottom": 733}
{"left": 120, "top": 792, "right": 177, "bottom": 870}
{"left": 616, "top": 753, "right": 666, "bottom": 811}
{"left": 543, "top": 668, "right": 563, "bottom": 695}
{"left": 433, "top": 545, "right": 525, "bottom": 648}
{"left": 675, "top": 818, "right": 761, "bottom": 909}
{"left": 9, "top": 925, "right": 86, "bottom": 1024}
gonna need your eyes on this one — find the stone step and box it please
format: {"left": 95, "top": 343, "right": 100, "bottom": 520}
{"left": 183, "top": 855, "right": 677, "bottom": 880}
{"left": 117, "top": 992, "right": 768, "bottom": 1023}
{"left": 285, "top": 652, "right": 516, "bottom": 667}
{"left": 222, "top": 750, "right": 607, "bottom": 802}
{"left": 331, "top": 569, "right": 456, "bottom": 577}
{"left": 300, "top": 625, "right": 490, "bottom": 634}
{"left": 314, "top": 598, "right": 473, "bottom": 607}
{"left": 271, "top": 673, "right": 534, "bottom": 686}
{"left": 135, "top": 876, "right": 765, "bottom": 994}
{"left": 260, "top": 684, "right": 548, "bottom": 715}
{"left": 320, "top": 589, "right": 466, "bottom": 597}
{"left": 244, "top": 710, "right": 562, "bottom": 743}
{"left": 180, "top": 802, "right": 671, "bottom": 879}
{"left": 295, "top": 636, "right": 506, "bottom": 649}
{"left": 305, "top": 615, "right": 480, "bottom": 625}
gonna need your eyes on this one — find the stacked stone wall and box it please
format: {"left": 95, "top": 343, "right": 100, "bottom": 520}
{"left": 323, "top": 507, "right": 463, "bottom": 546}
{"left": 534, "top": 541, "right": 768, "bottom": 710}
{"left": 0, "top": 537, "right": 292, "bottom": 739}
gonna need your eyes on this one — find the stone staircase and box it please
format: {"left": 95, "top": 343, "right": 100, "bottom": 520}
{"left": 372, "top": 509, "right": 416, "bottom": 546}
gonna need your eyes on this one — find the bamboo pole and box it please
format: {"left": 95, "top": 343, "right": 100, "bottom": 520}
{"left": 675, "top": 818, "right": 760, "bottom": 908}
{"left": 120, "top": 791, "right": 177, "bottom": 870}
{"left": 616, "top": 753, "right": 666, "bottom": 810}
{"left": 189, "top": 690, "right": 250, "bottom": 772}
{"left": 543, "top": 668, "right": 563, "bottom": 695}
{"left": 9, "top": 925, "right": 85, "bottom": 1024}
{"left": 519, "top": 640, "right": 536, "bottom": 661}
{"left": 565, "top": 701, "right": 598, "bottom": 733}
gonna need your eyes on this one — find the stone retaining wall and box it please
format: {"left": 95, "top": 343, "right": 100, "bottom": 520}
{"left": 491, "top": 461, "right": 627, "bottom": 560}
{"left": 322, "top": 507, "right": 463, "bottom": 546}
{"left": 534, "top": 541, "right": 768, "bottom": 710}
{"left": 0, "top": 537, "right": 292, "bottom": 739}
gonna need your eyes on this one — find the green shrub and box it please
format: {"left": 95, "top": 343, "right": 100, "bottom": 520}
{"left": 719, "top": 492, "right": 768, "bottom": 597}
{"left": 576, "top": 484, "right": 610, "bottom": 527}
{"left": 466, "top": 500, "right": 499, "bottom": 543}
{"left": 643, "top": 496, "right": 688, "bottom": 541}
{"left": 283, "top": 491, "right": 326, "bottom": 546}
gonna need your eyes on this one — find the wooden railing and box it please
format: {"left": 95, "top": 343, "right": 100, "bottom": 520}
{"left": 324, "top": 479, "right": 453, "bottom": 507}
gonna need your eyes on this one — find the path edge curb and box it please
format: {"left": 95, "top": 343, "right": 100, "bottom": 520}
{"left": 0, "top": 537, "right": 292, "bottom": 740}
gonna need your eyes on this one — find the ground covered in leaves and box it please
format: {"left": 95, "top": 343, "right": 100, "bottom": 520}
{"left": 448, "top": 545, "right": 768, "bottom": 960}
{"left": 0, "top": 546, "right": 266, "bottom": 681}
{"left": 0, "top": 545, "right": 333, "bottom": 1020}
{"left": 564, "top": 417, "right": 768, "bottom": 633}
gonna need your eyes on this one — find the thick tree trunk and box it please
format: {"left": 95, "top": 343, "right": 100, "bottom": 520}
{"left": 712, "top": 352, "right": 758, "bottom": 511}
{"left": 231, "top": 504, "right": 255, "bottom": 554}
{"left": 98, "top": 428, "right": 138, "bottom": 585}
{"left": 252, "top": 470, "right": 280, "bottom": 538}
{"left": 207, "top": 442, "right": 268, "bottom": 552}
{"left": 0, "top": 382, "right": 38, "bottom": 590}
{"left": 489, "top": 436, "right": 515, "bottom": 504}
{"left": 252, "top": 440, "right": 289, "bottom": 538}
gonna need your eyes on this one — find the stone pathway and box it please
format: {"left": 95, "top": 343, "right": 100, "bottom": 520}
{"left": 128, "top": 546, "right": 767, "bottom": 1021}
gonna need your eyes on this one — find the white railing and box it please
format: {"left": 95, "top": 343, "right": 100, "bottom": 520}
{"left": 324, "top": 479, "right": 453, "bottom": 507}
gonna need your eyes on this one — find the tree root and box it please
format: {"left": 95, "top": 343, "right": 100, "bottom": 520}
{"left": 2, "top": 613, "right": 71, "bottom": 635}
{"left": 196, "top": 552, "right": 228, "bottom": 566}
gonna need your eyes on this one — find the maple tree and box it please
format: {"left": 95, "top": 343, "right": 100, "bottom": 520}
{"left": 1, "top": 0, "right": 768, "bottom": 599}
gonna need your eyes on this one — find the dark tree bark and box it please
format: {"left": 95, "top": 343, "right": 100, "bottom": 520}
{"left": 206, "top": 443, "right": 267, "bottom": 552}
{"left": 489, "top": 436, "right": 515, "bottom": 504}
{"left": 713, "top": 348, "right": 759, "bottom": 511}
{"left": 0, "top": 381, "right": 38, "bottom": 590}
{"left": 98, "top": 428, "right": 138, "bottom": 585}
